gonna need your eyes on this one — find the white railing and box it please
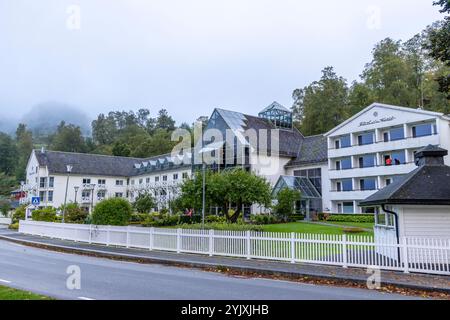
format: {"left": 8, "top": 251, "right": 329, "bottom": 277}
{"left": 0, "top": 217, "right": 11, "bottom": 225}
{"left": 18, "top": 220, "right": 450, "bottom": 276}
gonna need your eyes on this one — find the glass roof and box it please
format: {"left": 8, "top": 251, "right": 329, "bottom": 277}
{"left": 272, "top": 176, "right": 321, "bottom": 199}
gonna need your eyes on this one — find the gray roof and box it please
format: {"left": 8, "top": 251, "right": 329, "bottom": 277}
{"left": 35, "top": 150, "right": 143, "bottom": 177}
{"left": 360, "top": 146, "right": 450, "bottom": 206}
{"left": 286, "top": 135, "right": 328, "bottom": 167}
{"left": 259, "top": 101, "right": 291, "bottom": 114}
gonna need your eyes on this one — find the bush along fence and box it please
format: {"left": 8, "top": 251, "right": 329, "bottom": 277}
{"left": 18, "top": 220, "right": 450, "bottom": 276}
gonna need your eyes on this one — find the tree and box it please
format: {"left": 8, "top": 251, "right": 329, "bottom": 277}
{"left": 292, "top": 67, "right": 349, "bottom": 135}
{"left": 0, "top": 173, "right": 16, "bottom": 197}
{"left": 427, "top": 1, "right": 450, "bottom": 98}
{"left": 178, "top": 169, "right": 272, "bottom": 223}
{"left": 92, "top": 113, "right": 118, "bottom": 145}
{"left": 92, "top": 198, "right": 132, "bottom": 226}
{"left": 133, "top": 193, "right": 156, "bottom": 213}
{"left": 15, "top": 124, "right": 33, "bottom": 181}
{"left": 155, "top": 109, "right": 176, "bottom": 131}
{"left": 273, "top": 189, "right": 301, "bottom": 222}
{"left": 60, "top": 203, "right": 88, "bottom": 224}
{"left": 112, "top": 141, "right": 131, "bottom": 157}
{"left": 0, "top": 132, "right": 17, "bottom": 176}
{"left": 50, "top": 121, "right": 87, "bottom": 153}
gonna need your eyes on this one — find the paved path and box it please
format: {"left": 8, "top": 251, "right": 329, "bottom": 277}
{"left": 0, "top": 235, "right": 418, "bottom": 300}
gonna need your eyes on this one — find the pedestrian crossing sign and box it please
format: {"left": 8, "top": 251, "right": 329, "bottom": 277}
{"left": 31, "top": 197, "right": 40, "bottom": 206}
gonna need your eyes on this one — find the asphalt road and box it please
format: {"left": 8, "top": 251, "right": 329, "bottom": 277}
{"left": 0, "top": 238, "right": 418, "bottom": 300}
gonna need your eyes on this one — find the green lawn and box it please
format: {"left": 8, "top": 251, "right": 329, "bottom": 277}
{"left": 0, "top": 285, "right": 52, "bottom": 300}
{"left": 262, "top": 222, "right": 374, "bottom": 236}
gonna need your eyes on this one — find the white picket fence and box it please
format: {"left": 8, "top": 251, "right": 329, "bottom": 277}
{"left": 0, "top": 217, "right": 11, "bottom": 225}
{"left": 18, "top": 220, "right": 450, "bottom": 275}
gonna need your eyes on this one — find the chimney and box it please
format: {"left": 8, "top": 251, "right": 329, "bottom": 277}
{"left": 414, "top": 145, "right": 448, "bottom": 166}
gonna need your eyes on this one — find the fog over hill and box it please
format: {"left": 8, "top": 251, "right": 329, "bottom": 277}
{"left": 20, "top": 102, "right": 92, "bottom": 137}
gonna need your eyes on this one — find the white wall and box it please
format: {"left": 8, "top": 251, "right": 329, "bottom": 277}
{"left": 397, "top": 205, "right": 450, "bottom": 238}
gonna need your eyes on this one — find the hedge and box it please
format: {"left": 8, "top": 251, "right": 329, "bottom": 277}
{"left": 325, "top": 214, "right": 375, "bottom": 223}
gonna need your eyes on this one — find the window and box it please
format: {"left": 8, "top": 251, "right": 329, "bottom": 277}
{"left": 357, "top": 132, "right": 374, "bottom": 146}
{"left": 375, "top": 209, "right": 396, "bottom": 228}
{"left": 82, "top": 178, "right": 91, "bottom": 185}
{"left": 341, "top": 157, "right": 352, "bottom": 170}
{"left": 342, "top": 202, "right": 354, "bottom": 213}
{"left": 115, "top": 193, "right": 123, "bottom": 198}
{"left": 146, "top": 178, "right": 150, "bottom": 184}
{"left": 335, "top": 135, "right": 351, "bottom": 149}
{"left": 412, "top": 123, "right": 434, "bottom": 138}
{"left": 335, "top": 161, "right": 341, "bottom": 170}
{"left": 358, "top": 154, "right": 376, "bottom": 168}
{"left": 389, "top": 127, "right": 404, "bottom": 141}
{"left": 49, "top": 177, "right": 54, "bottom": 188}
{"left": 182, "top": 172, "right": 189, "bottom": 179}
{"left": 337, "top": 179, "right": 352, "bottom": 192}
{"left": 116, "top": 180, "right": 124, "bottom": 186}
{"left": 98, "top": 179, "right": 106, "bottom": 185}
{"left": 39, "top": 191, "right": 46, "bottom": 202}
{"left": 39, "top": 177, "right": 46, "bottom": 188}
{"left": 359, "top": 178, "right": 377, "bottom": 191}
{"left": 47, "top": 191, "right": 53, "bottom": 202}
{"left": 139, "top": 179, "right": 143, "bottom": 185}
{"left": 131, "top": 180, "right": 135, "bottom": 185}
{"left": 385, "top": 178, "right": 392, "bottom": 186}
{"left": 97, "top": 191, "right": 106, "bottom": 200}
{"left": 155, "top": 176, "right": 160, "bottom": 182}
{"left": 173, "top": 173, "right": 178, "bottom": 180}
{"left": 163, "top": 175, "right": 168, "bottom": 182}
{"left": 82, "top": 191, "right": 91, "bottom": 200}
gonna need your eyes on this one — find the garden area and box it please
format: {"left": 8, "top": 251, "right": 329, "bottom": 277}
{"left": 0, "top": 285, "right": 52, "bottom": 300}
{"left": 9, "top": 169, "right": 374, "bottom": 236}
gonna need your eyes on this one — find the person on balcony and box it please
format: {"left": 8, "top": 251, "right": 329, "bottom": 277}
{"left": 385, "top": 157, "right": 392, "bottom": 166}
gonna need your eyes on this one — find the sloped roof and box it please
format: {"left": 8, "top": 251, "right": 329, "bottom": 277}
{"left": 286, "top": 135, "right": 328, "bottom": 167}
{"left": 35, "top": 150, "right": 142, "bottom": 177}
{"left": 259, "top": 101, "right": 291, "bottom": 114}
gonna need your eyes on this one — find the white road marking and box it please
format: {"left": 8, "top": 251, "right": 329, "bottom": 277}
{"left": 78, "top": 296, "right": 95, "bottom": 300}
{"left": 0, "top": 279, "right": 12, "bottom": 284}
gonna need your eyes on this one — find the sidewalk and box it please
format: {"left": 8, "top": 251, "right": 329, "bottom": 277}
{"left": 0, "top": 228, "right": 449, "bottom": 294}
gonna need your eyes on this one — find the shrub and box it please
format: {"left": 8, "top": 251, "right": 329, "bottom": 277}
{"left": 129, "top": 213, "right": 149, "bottom": 224}
{"left": 289, "top": 214, "right": 305, "bottom": 222}
{"left": 32, "top": 207, "right": 57, "bottom": 222}
{"left": 273, "top": 189, "right": 301, "bottom": 221}
{"left": 61, "top": 203, "right": 88, "bottom": 224}
{"left": 142, "top": 213, "right": 180, "bottom": 227}
{"left": 249, "top": 214, "right": 280, "bottom": 225}
{"left": 176, "top": 222, "right": 264, "bottom": 232}
{"left": 12, "top": 205, "right": 26, "bottom": 224}
{"left": 205, "top": 215, "right": 227, "bottom": 224}
{"left": 326, "top": 214, "right": 374, "bottom": 223}
{"left": 8, "top": 223, "right": 19, "bottom": 230}
{"left": 133, "top": 193, "right": 155, "bottom": 214}
{"left": 92, "top": 198, "right": 132, "bottom": 226}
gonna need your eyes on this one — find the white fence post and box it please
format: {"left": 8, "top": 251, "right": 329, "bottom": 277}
{"left": 126, "top": 226, "right": 130, "bottom": 248}
{"left": 209, "top": 230, "right": 214, "bottom": 257}
{"left": 149, "top": 227, "right": 154, "bottom": 251}
{"left": 176, "top": 228, "right": 181, "bottom": 253}
{"left": 106, "top": 225, "right": 110, "bottom": 246}
{"left": 290, "top": 232, "right": 296, "bottom": 264}
{"left": 402, "top": 237, "right": 410, "bottom": 273}
{"left": 342, "top": 234, "right": 348, "bottom": 268}
{"left": 246, "top": 231, "right": 251, "bottom": 260}
{"left": 88, "top": 225, "right": 92, "bottom": 244}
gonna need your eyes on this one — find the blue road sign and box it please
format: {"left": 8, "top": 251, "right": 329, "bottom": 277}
{"left": 31, "top": 197, "right": 40, "bottom": 206}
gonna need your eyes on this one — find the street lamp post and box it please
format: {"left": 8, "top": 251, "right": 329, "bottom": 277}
{"left": 202, "top": 162, "right": 206, "bottom": 228}
{"left": 62, "top": 165, "right": 73, "bottom": 223}
{"left": 74, "top": 186, "right": 79, "bottom": 205}
{"left": 90, "top": 184, "right": 96, "bottom": 214}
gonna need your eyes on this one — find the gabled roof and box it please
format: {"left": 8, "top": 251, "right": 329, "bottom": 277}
{"left": 360, "top": 145, "right": 450, "bottom": 206}
{"left": 324, "top": 102, "right": 448, "bottom": 137}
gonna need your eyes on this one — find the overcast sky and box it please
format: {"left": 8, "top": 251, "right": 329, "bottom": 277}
{"left": 0, "top": 0, "right": 444, "bottom": 125}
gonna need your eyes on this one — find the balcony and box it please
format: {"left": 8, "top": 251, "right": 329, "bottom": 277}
{"left": 329, "top": 133, "right": 440, "bottom": 159}
{"left": 329, "top": 189, "right": 378, "bottom": 201}
{"left": 81, "top": 197, "right": 91, "bottom": 204}
{"left": 329, "top": 162, "right": 417, "bottom": 179}
{"left": 97, "top": 184, "right": 107, "bottom": 190}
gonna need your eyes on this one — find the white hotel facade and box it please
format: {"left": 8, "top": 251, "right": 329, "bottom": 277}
{"left": 21, "top": 102, "right": 450, "bottom": 216}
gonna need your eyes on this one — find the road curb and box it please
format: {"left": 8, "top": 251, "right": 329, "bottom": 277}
{"left": 1, "top": 234, "right": 449, "bottom": 295}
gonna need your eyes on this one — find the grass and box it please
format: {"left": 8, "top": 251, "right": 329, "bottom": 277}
{"left": 262, "top": 222, "right": 374, "bottom": 236}
{"left": 0, "top": 285, "right": 53, "bottom": 300}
